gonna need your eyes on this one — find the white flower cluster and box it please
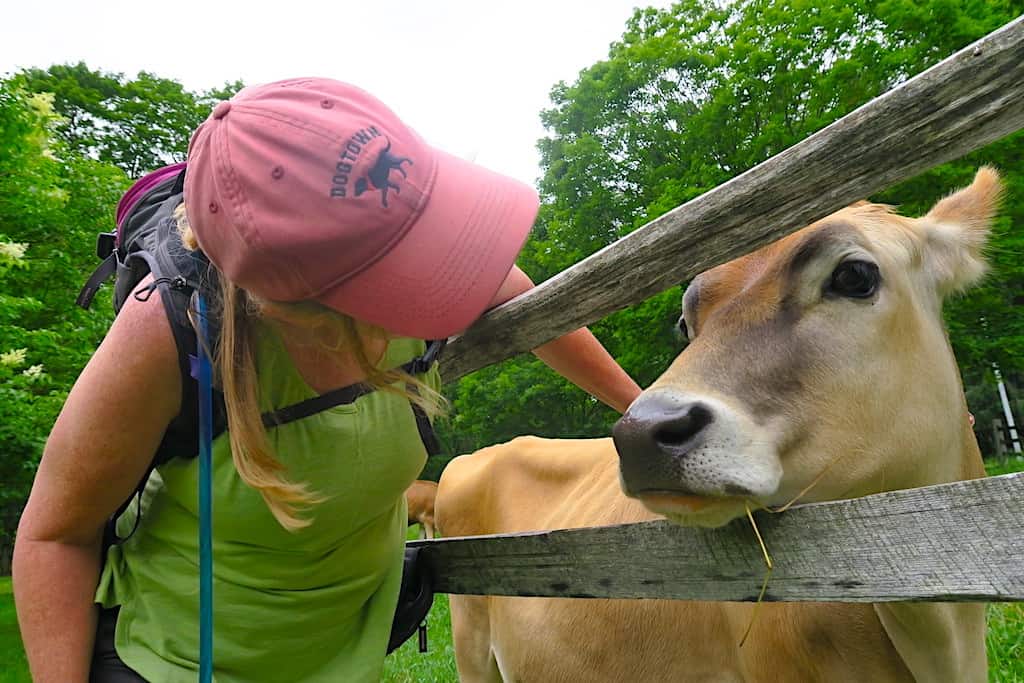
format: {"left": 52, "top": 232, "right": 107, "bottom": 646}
{"left": 2, "top": 349, "right": 45, "bottom": 380}
{"left": 0, "top": 242, "right": 28, "bottom": 261}
{"left": 1, "top": 348, "right": 27, "bottom": 366}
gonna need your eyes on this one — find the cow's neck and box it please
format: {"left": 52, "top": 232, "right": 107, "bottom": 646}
{"left": 871, "top": 410, "right": 987, "bottom": 683}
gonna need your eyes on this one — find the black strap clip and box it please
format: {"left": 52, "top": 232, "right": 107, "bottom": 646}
{"left": 406, "top": 339, "right": 447, "bottom": 375}
{"left": 96, "top": 231, "right": 117, "bottom": 260}
{"left": 133, "top": 276, "right": 191, "bottom": 303}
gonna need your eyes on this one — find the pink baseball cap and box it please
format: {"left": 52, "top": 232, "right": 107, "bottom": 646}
{"left": 184, "top": 77, "right": 539, "bottom": 340}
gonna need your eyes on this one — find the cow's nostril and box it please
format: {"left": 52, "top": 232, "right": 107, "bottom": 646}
{"left": 653, "top": 404, "right": 713, "bottom": 448}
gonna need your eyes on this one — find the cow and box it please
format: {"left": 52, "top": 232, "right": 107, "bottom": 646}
{"left": 436, "top": 168, "right": 1001, "bottom": 683}
{"left": 406, "top": 479, "right": 438, "bottom": 539}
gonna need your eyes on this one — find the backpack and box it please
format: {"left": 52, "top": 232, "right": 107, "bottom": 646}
{"left": 78, "top": 163, "right": 438, "bottom": 654}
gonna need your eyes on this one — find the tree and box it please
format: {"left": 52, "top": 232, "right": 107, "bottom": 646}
{"left": 15, "top": 63, "right": 244, "bottom": 176}
{"left": 0, "top": 82, "right": 118, "bottom": 571}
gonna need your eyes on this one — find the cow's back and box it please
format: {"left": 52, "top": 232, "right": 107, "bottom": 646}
{"left": 437, "top": 436, "right": 657, "bottom": 536}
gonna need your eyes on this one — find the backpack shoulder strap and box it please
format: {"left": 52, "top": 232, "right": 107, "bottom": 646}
{"left": 258, "top": 339, "right": 446, "bottom": 455}
{"left": 127, "top": 194, "right": 227, "bottom": 467}
{"left": 103, "top": 274, "right": 226, "bottom": 547}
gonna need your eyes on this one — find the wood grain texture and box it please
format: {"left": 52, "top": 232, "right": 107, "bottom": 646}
{"left": 440, "top": 17, "right": 1024, "bottom": 381}
{"left": 412, "top": 472, "right": 1024, "bottom": 602}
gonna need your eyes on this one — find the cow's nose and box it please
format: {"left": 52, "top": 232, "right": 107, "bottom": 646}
{"left": 612, "top": 393, "right": 715, "bottom": 495}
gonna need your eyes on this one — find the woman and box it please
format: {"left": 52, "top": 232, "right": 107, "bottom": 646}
{"left": 13, "top": 78, "right": 641, "bottom": 682}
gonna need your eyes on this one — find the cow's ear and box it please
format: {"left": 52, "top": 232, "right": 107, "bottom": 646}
{"left": 921, "top": 166, "right": 1003, "bottom": 296}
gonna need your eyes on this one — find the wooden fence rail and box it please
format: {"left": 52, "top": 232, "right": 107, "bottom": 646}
{"left": 440, "top": 15, "right": 1024, "bottom": 382}
{"left": 413, "top": 472, "right": 1024, "bottom": 603}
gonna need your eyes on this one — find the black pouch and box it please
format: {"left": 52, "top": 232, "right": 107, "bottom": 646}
{"left": 89, "top": 608, "right": 148, "bottom": 682}
{"left": 387, "top": 546, "right": 435, "bottom": 654}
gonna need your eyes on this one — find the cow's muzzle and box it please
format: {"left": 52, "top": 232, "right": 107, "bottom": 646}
{"left": 613, "top": 392, "right": 721, "bottom": 496}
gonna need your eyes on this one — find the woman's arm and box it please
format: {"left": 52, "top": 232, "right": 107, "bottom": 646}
{"left": 13, "top": 284, "right": 182, "bottom": 683}
{"left": 489, "top": 266, "right": 642, "bottom": 414}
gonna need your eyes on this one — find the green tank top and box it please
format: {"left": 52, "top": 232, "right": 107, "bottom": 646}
{"left": 95, "top": 327, "right": 439, "bottom": 682}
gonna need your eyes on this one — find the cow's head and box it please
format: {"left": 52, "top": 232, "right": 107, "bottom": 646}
{"left": 613, "top": 168, "right": 1001, "bottom": 528}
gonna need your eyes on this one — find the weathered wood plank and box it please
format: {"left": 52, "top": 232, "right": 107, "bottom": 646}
{"left": 440, "top": 17, "right": 1024, "bottom": 381}
{"left": 412, "top": 472, "right": 1024, "bottom": 602}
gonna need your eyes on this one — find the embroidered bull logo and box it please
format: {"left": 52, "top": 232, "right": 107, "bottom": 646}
{"left": 355, "top": 139, "right": 412, "bottom": 208}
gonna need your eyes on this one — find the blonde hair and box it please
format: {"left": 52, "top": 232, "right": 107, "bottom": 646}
{"left": 174, "top": 204, "right": 443, "bottom": 530}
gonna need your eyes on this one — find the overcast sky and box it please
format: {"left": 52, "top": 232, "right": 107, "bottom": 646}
{"left": 0, "top": 0, "right": 669, "bottom": 186}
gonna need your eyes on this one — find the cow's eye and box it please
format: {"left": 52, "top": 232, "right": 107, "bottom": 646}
{"left": 828, "top": 260, "right": 880, "bottom": 299}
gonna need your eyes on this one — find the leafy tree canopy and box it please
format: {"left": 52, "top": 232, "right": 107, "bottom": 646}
{"left": 13, "top": 62, "right": 243, "bottom": 176}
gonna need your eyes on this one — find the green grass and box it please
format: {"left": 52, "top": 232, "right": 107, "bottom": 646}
{"left": 985, "top": 456, "right": 1024, "bottom": 477}
{"left": 0, "top": 577, "right": 30, "bottom": 683}
{"left": 5, "top": 472, "right": 1024, "bottom": 683}
{"left": 988, "top": 602, "right": 1024, "bottom": 683}
{"left": 381, "top": 593, "right": 457, "bottom": 682}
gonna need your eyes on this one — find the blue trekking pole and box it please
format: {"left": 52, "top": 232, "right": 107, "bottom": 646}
{"left": 196, "top": 294, "right": 214, "bottom": 683}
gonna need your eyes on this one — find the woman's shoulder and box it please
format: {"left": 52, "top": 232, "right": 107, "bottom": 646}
{"left": 99, "top": 274, "right": 184, "bottom": 403}
{"left": 108, "top": 275, "right": 184, "bottom": 382}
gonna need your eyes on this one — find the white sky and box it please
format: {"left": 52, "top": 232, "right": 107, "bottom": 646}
{"left": 0, "top": 0, "right": 669, "bottom": 186}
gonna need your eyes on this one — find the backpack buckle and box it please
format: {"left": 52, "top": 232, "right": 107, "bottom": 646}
{"left": 96, "top": 232, "right": 117, "bottom": 260}
{"left": 406, "top": 339, "right": 447, "bottom": 375}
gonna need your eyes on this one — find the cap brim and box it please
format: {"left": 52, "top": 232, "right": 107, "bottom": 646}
{"left": 317, "top": 149, "right": 539, "bottom": 340}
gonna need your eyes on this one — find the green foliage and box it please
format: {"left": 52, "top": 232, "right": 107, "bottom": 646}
{"left": 438, "top": 355, "right": 618, "bottom": 457}
{"left": 0, "top": 81, "right": 110, "bottom": 564}
{"left": 14, "top": 62, "right": 243, "bottom": 176}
